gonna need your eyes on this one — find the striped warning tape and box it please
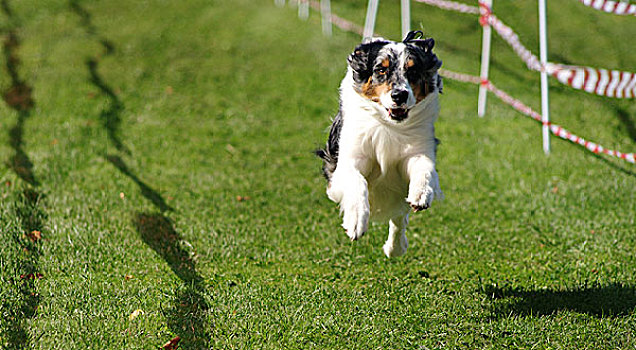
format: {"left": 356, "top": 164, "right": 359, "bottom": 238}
{"left": 415, "top": 0, "right": 479, "bottom": 14}
{"left": 418, "top": 0, "right": 636, "bottom": 99}
{"left": 440, "top": 69, "right": 635, "bottom": 163}
{"left": 292, "top": 0, "right": 635, "bottom": 164}
{"left": 579, "top": 0, "right": 636, "bottom": 16}
{"left": 546, "top": 63, "right": 636, "bottom": 98}
{"left": 478, "top": 2, "right": 543, "bottom": 71}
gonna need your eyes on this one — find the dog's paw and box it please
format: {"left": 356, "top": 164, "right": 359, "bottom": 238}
{"left": 341, "top": 199, "right": 369, "bottom": 241}
{"left": 407, "top": 171, "right": 442, "bottom": 212}
{"left": 407, "top": 184, "right": 435, "bottom": 212}
{"left": 383, "top": 235, "right": 408, "bottom": 258}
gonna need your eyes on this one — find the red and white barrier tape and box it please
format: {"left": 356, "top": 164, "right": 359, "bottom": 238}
{"left": 440, "top": 69, "right": 635, "bottom": 163}
{"left": 478, "top": 2, "right": 543, "bottom": 71}
{"left": 415, "top": 0, "right": 479, "bottom": 14}
{"left": 419, "top": 0, "right": 636, "bottom": 99}
{"left": 579, "top": 0, "right": 636, "bottom": 16}
{"left": 546, "top": 63, "right": 636, "bottom": 98}
{"left": 295, "top": 2, "right": 635, "bottom": 164}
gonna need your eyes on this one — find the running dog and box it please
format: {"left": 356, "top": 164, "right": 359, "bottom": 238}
{"left": 316, "top": 31, "right": 443, "bottom": 257}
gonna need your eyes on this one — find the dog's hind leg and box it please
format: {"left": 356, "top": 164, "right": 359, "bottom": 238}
{"left": 383, "top": 213, "right": 409, "bottom": 258}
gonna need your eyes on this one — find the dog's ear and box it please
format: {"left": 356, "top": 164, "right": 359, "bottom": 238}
{"left": 347, "top": 44, "right": 370, "bottom": 81}
{"left": 405, "top": 34, "right": 441, "bottom": 71}
{"left": 347, "top": 40, "right": 387, "bottom": 84}
{"left": 403, "top": 31, "right": 435, "bottom": 53}
{"left": 429, "top": 55, "right": 442, "bottom": 71}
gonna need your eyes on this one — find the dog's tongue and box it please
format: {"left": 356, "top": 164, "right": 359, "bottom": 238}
{"left": 389, "top": 108, "right": 408, "bottom": 120}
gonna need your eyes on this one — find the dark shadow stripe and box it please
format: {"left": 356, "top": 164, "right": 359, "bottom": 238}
{"left": 483, "top": 282, "right": 636, "bottom": 318}
{"left": 1, "top": 1, "right": 45, "bottom": 347}
{"left": 69, "top": 0, "right": 127, "bottom": 154}
{"left": 106, "top": 155, "right": 211, "bottom": 349}
{"left": 106, "top": 155, "right": 173, "bottom": 213}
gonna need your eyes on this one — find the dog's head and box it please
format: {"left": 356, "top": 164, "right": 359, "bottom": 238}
{"left": 347, "top": 31, "right": 442, "bottom": 122}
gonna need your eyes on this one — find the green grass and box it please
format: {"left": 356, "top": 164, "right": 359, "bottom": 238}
{"left": 0, "top": 0, "right": 635, "bottom": 348}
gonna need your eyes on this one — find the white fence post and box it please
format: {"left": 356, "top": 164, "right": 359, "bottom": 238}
{"left": 401, "top": 0, "right": 411, "bottom": 39}
{"left": 321, "top": 0, "right": 333, "bottom": 36}
{"left": 363, "top": 0, "right": 380, "bottom": 40}
{"left": 477, "top": 0, "right": 493, "bottom": 117}
{"left": 538, "top": 0, "right": 550, "bottom": 154}
{"left": 299, "top": 0, "right": 309, "bottom": 20}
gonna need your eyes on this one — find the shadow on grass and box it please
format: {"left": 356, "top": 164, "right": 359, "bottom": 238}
{"left": 134, "top": 213, "right": 211, "bottom": 350}
{"left": 484, "top": 282, "right": 636, "bottom": 318}
{"left": 106, "top": 154, "right": 210, "bottom": 349}
{"left": 606, "top": 100, "right": 636, "bottom": 143}
{"left": 71, "top": 1, "right": 211, "bottom": 345}
{"left": 1, "top": 1, "right": 46, "bottom": 347}
{"left": 106, "top": 155, "right": 173, "bottom": 213}
{"left": 70, "top": 2, "right": 211, "bottom": 346}
{"left": 585, "top": 152, "right": 636, "bottom": 178}
{"left": 69, "top": 0, "right": 128, "bottom": 154}
{"left": 2, "top": 190, "right": 47, "bottom": 349}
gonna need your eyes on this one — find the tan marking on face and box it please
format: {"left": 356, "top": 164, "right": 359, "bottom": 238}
{"left": 361, "top": 77, "right": 391, "bottom": 102}
{"left": 411, "top": 81, "right": 429, "bottom": 103}
{"left": 381, "top": 58, "right": 390, "bottom": 68}
{"left": 406, "top": 59, "right": 415, "bottom": 68}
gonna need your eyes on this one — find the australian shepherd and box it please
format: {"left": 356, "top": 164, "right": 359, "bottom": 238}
{"left": 316, "top": 31, "right": 443, "bottom": 257}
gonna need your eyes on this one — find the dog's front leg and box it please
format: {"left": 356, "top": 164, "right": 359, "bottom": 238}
{"left": 405, "top": 155, "right": 443, "bottom": 211}
{"left": 327, "top": 161, "right": 370, "bottom": 240}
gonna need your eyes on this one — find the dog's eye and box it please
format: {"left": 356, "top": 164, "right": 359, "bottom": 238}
{"left": 376, "top": 67, "right": 388, "bottom": 75}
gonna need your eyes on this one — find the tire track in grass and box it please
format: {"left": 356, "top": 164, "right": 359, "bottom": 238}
{"left": 69, "top": 1, "right": 211, "bottom": 347}
{"left": 1, "top": 1, "right": 47, "bottom": 348}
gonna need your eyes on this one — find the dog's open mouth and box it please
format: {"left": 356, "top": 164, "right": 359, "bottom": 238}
{"left": 388, "top": 108, "right": 409, "bottom": 121}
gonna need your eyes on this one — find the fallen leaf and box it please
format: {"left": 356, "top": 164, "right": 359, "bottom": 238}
{"left": 51, "top": 139, "right": 58, "bottom": 145}
{"left": 129, "top": 309, "right": 144, "bottom": 320}
{"left": 27, "top": 230, "right": 41, "bottom": 242}
{"left": 161, "top": 336, "right": 181, "bottom": 350}
{"left": 236, "top": 195, "right": 251, "bottom": 202}
{"left": 119, "top": 192, "right": 125, "bottom": 199}
{"left": 125, "top": 274, "right": 134, "bottom": 281}
{"left": 5, "top": 180, "right": 11, "bottom": 187}
{"left": 20, "top": 273, "right": 43, "bottom": 280}
{"left": 165, "top": 86, "right": 173, "bottom": 95}
{"left": 551, "top": 186, "right": 558, "bottom": 194}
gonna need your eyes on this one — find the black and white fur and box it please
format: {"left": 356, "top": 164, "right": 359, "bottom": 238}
{"left": 316, "top": 31, "right": 443, "bottom": 257}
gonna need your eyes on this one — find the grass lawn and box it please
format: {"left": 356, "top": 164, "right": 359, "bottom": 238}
{"left": 0, "top": 0, "right": 635, "bottom": 348}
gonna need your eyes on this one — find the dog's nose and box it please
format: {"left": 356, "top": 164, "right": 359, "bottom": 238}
{"left": 391, "top": 89, "right": 409, "bottom": 105}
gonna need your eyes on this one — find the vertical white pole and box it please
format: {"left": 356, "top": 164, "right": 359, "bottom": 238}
{"left": 299, "top": 0, "right": 309, "bottom": 20}
{"left": 321, "top": 0, "right": 332, "bottom": 36}
{"left": 538, "top": 0, "right": 550, "bottom": 154}
{"left": 477, "top": 0, "right": 493, "bottom": 117}
{"left": 363, "top": 0, "right": 380, "bottom": 41}
{"left": 401, "top": 0, "right": 411, "bottom": 39}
